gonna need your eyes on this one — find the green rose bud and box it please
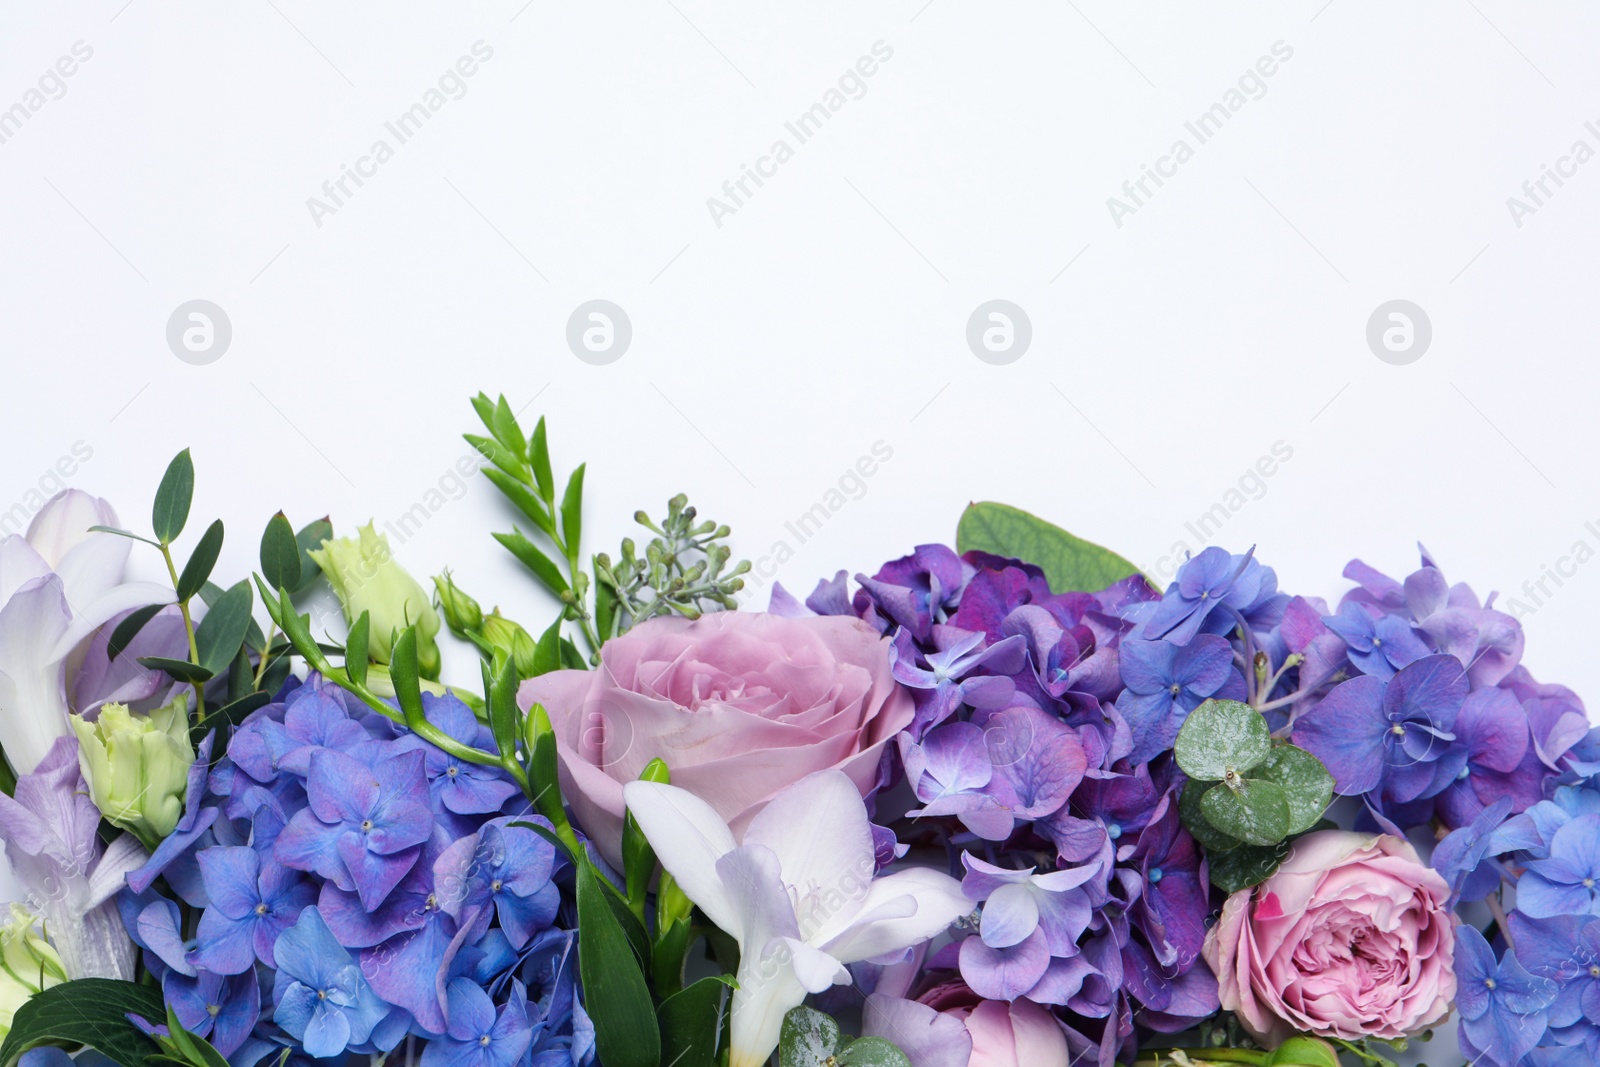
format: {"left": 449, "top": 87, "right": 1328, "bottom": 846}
{"left": 71, "top": 696, "right": 195, "bottom": 847}
{"left": 432, "top": 572, "right": 483, "bottom": 635}
{"left": 481, "top": 611, "right": 537, "bottom": 677}
{"left": 310, "top": 523, "right": 442, "bottom": 679}
{"left": 0, "top": 904, "right": 66, "bottom": 1038}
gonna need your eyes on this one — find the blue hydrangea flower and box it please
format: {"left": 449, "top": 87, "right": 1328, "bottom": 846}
{"left": 164, "top": 968, "right": 259, "bottom": 1056}
{"left": 1519, "top": 814, "right": 1600, "bottom": 918}
{"left": 435, "top": 820, "right": 560, "bottom": 949}
{"left": 1115, "top": 634, "right": 1241, "bottom": 764}
{"left": 1455, "top": 925, "right": 1557, "bottom": 1067}
{"left": 191, "top": 844, "right": 316, "bottom": 974}
{"left": 419, "top": 979, "right": 532, "bottom": 1067}
{"left": 1321, "top": 601, "right": 1430, "bottom": 679}
{"left": 271, "top": 907, "right": 396, "bottom": 1058}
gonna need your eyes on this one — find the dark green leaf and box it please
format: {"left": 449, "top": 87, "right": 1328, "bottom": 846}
{"left": 465, "top": 433, "right": 528, "bottom": 482}
{"left": 486, "top": 655, "right": 520, "bottom": 768}
{"left": 559, "top": 636, "right": 587, "bottom": 671}
{"left": 1255, "top": 745, "right": 1335, "bottom": 835}
{"left": 560, "top": 463, "right": 585, "bottom": 557}
{"left": 532, "top": 616, "right": 562, "bottom": 677}
{"left": 529, "top": 416, "right": 554, "bottom": 502}
{"left": 652, "top": 915, "right": 694, "bottom": 998}
{"left": 195, "top": 581, "right": 253, "bottom": 678}
{"left": 226, "top": 644, "right": 252, "bottom": 704}
{"left": 389, "top": 626, "right": 427, "bottom": 729}
{"left": 208, "top": 691, "right": 270, "bottom": 731}
{"left": 137, "top": 657, "right": 213, "bottom": 685}
{"left": 1178, "top": 779, "right": 1242, "bottom": 853}
{"left": 152, "top": 450, "right": 194, "bottom": 544}
{"left": 482, "top": 468, "right": 556, "bottom": 537}
{"left": 108, "top": 604, "right": 164, "bottom": 661}
{"left": 780, "top": 1007, "right": 844, "bottom": 1067}
{"left": 493, "top": 529, "right": 570, "bottom": 596}
{"left": 954, "top": 501, "right": 1144, "bottom": 594}
{"left": 838, "top": 1037, "right": 913, "bottom": 1067}
{"left": 657, "top": 977, "right": 729, "bottom": 1067}
{"left": 1210, "top": 837, "right": 1293, "bottom": 893}
{"left": 576, "top": 860, "right": 660, "bottom": 1067}
{"left": 176, "top": 520, "right": 224, "bottom": 601}
{"left": 1201, "top": 777, "right": 1291, "bottom": 846}
{"left": 0, "top": 978, "right": 164, "bottom": 1067}
{"left": 260, "top": 653, "right": 292, "bottom": 695}
{"left": 1174, "top": 698, "right": 1271, "bottom": 781}
{"left": 346, "top": 611, "right": 370, "bottom": 688}
{"left": 293, "top": 518, "right": 333, "bottom": 594}
{"left": 599, "top": 873, "right": 651, "bottom": 969}
{"left": 259, "top": 513, "right": 302, "bottom": 593}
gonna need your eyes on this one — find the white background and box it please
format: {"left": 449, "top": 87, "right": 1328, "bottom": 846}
{"left": 1, "top": 2, "right": 1596, "bottom": 1060}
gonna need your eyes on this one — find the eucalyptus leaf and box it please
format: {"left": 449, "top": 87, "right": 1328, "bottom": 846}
{"left": 194, "top": 581, "right": 253, "bottom": 678}
{"left": 1201, "top": 777, "right": 1292, "bottom": 846}
{"left": 954, "top": 501, "right": 1143, "bottom": 593}
{"left": 576, "top": 860, "right": 660, "bottom": 1067}
{"left": 152, "top": 449, "right": 194, "bottom": 544}
{"left": 1174, "top": 698, "right": 1271, "bottom": 781}
{"left": 137, "top": 656, "right": 213, "bottom": 685}
{"left": 0, "top": 978, "right": 164, "bottom": 1067}
{"left": 838, "top": 1037, "right": 913, "bottom": 1067}
{"left": 780, "top": 1007, "right": 844, "bottom": 1067}
{"left": 1178, "top": 779, "right": 1242, "bottom": 853}
{"left": 108, "top": 603, "right": 165, "bottom": 661}
{"left": 1209, "top": 837, "right": 1293, "bottom": 893}
{"left": 1255, "top": 745, "right": 1335, "bottom": 835}
{"left": 176, "top": 520, "right": 224, "bottom": 602}
{"left": 259, "top": 513, "right": 302, "bottom": 593}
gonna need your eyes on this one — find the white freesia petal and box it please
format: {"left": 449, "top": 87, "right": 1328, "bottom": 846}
{"left": 718, "top": 845, "right": 810, "bottom": 1067}
{"left": 776, "top": 936, "right": 851, "bottom": 992}
{"left": 744, "top": 769, "right": 876, "bottom": 937}
{"left": 52, "top": 530, "right": 133, "bottom": 608}
{"left": 0, "top": 576, "right": 74, "bottom": 774}
{"left": 48, "top": 581, "right": 176, "bottom": 664}
{"left": 0, "top": 536, "right": 53, "bottom": 605}
{"left": 25, "top": 490, "right": 117, "bottom": 569}
{"left": 622, "top": 779, "right": 739, "bottom": 933}
{"left": 820, "top": 867, "right": 973, "bottom": 965}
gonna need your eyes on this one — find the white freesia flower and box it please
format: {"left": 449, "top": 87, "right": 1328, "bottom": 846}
{"left": 624, "top": 769, "right": 973, "bottom": 1067}
{"left": 0, "top": 491, "right": 173, "bottom": 775}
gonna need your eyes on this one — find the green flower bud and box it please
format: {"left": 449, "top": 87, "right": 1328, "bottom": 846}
{"left": 70, "top": 697, "right": 195, "bottom": 847}
{"left": 481, "top": 611, "right": 538, "bottom": 677}
{"left": 0, "top": 904, "right": 66, "bottom": 1038}
{"left": 310, "top": 523, "right": 442, "bottom": 679}
{"left": 432, "top": 572, "right": 483, "bottom": 635}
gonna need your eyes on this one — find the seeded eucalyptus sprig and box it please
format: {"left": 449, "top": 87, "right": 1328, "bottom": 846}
{"left": 1174, "top": 698, "right": 1335, "bottom": 892}
{"left": 595, "top": 494, "right": 751, "bottom": 635}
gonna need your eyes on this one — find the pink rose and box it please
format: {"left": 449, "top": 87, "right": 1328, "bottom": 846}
{"left": 1202, "top": 830, "right": 1457, "bottom": 1044}
{"left": 517, "top": 612, "right": 912, "bottom": 864}
{"left": 911, "top": 981, "right": 1070, "bottom": 1067}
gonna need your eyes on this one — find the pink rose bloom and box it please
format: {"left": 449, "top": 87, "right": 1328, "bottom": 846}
{"left": 1202, "top": 830, "right": 1457, "bottom": 1044}
{"left": 517, "top": 612, "right": 912, "bottom": 864}
{"left": 909, "top": 981, "right": 1069, "bottom": 1067}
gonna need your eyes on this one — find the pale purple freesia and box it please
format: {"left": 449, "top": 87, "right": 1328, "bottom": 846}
{"left": 0, "top": 490, "right": 174, "bottom": 775}
{"left": 0, "top": 735, "right": 147, "bottom": 978}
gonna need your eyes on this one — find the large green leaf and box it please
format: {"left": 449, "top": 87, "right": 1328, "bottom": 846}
{"left": 1201, "top": 777, "right": 1291, "bottom": 846}
{"left": 955, "top": 501, "right": 1143, "bottom": 593}
{"left": 151, "top": 450, "right": 194, "bottom": 545}
{"left": 657, "top": 977, "right": 729, "bottom": 1067}
{"left": 258, "top": 512, "right": 302, "bottom": 593}
{"left": 576, "top": 861, "right": 660, "bottom": 1067}
{"left": 1174, "top": 699, "right": 1271, "bottom": 782}
{"left": 0, "top": 979, "right": 164, "bottom": 1067}
{"left": 194, "top": 581, "right": 254, "bottom": 677}
{"left": 175, "top": 520, "right": 224, "bottom": 602}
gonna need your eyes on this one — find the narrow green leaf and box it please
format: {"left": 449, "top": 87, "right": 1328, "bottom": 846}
{"left": 651, "top": 915, "right": 694, "bottom": 998}
{"left": 137, "top": 657, "right": 214, "bottom": 685}
{"left": 490, "top": 394, "right": 524, "bottom": 455}
{"left": 529, "top": 416, "right": 554, "bottom": 502}
{"left": 838, "top": 1037, "right": 914, "bottom": 1067}
{"left": 108, "top": 604, "right": 164, "bottom": 661}
{"left": 346, "top": 610, "right": 371, "bottom": 688}
{"left": 465, "top": 433, "right": 529, "bottom": 482}
{"left": 259, "top": 513, "right": 302, "bottom": 593}
{"left": 594, "top": 560, "right": 617, "bottom": 642}
{"left": 152, "top": 449, "right": 195, "bottom": 544}
{"left": 954, "top": 501, "right": 1145, "bottom": 594}
{"left": 389, "top": 627, "right": 427, "bottom": 729}
{"left": 493, "top": 529, "right": 570, "bottom": 596}
{"left": 175, "top": 519, "right": 224, "bottom": 602}
{"left": 482, "top": 468, "right": 556, "bottom": 537}
{"left": 559, "top": 637, "right": 587, "bottom": 671}
{"left": 1210, "top": 837, "right": 1294, "bottom": 893}
{"left": 624, "top": 759, "right": 670, "bottom": 913}
{"left": 560, "top": 463, "right": 585, "bottom": 557}
{"left": 1174, "top": 698, "right": 1272, "bottom": 781}
{"left": 1255, "top": 745, "right": 1336, "bottom": 835}
{"left": 532, "top": 616, "right": 562, "bottom": 677}
{"left": 781, "top": 1007, "right": 845, "bottom": 1067}
{"left": 89, "top": 525, "right": 163, "bottom": 548}
{"left": 293, "top": 518, "right": 333, "bottom": 594}
{"left": 576, "top": 861, "right": 660, "bottom": 1067}
{"left": 226, "top": 645, "right": 252, "bottom": 704}
{"left": 657, "top": 977, "right": 729, "bottom": 1067}
{"left": 195, "top": 581, "right": 253, "bottom": 678}
{"left": 208, "top": 691, "right": 271, "bottom": 732}
{"left": 600, "top": 876, "right": 651, "bottom": 969}
{"left": 1201, "top": 777, "right": 1292, "bottom": 846}
{"left": 486, "top": 655, "right": 520, "bottom": 766}
{"left": 0, "top": 978, "right": 164, "bottom": 1067}
{"left": 470, "top": 392, "right": 498, "bottom": 435}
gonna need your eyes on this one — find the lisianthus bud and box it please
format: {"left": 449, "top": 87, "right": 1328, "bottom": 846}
{"left": 432, "top": 572, "right": 483, "bottom": 634}
{"left": 0, "top": 904, "right": 67, "bottom": 1038}
{"left": 70, "top": 696, "right": 194, "bottom": 846}
{"left": 310, "top": 523, "right": 442, "bottom": 679}
{"left": 481, "top": 611, "right": 538, "bottom": 677}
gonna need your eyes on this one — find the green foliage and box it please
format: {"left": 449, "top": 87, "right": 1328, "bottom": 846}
{"left": 258, "top": 512, "right": 302, "bottom": 592}
{"left": 656, "top": 977, "right": 730, "bottom": 1067}
{"left": 1176, "top": 699, "right": 1336, "bottom": 888}
{"left": 0, "top": 978, "right": 164, "bottom": 1067}
{"left": 575, "top": 861, "right": 660, "bottom": 1067}
{"left": 779, "top": 1007, "right": 912, "bottom": 1067}
{"left": 592, "top": 495, "right": 750, "bottom": 638}
{"left": 151, "top": 450, "right": 194, "bottom": 545}
{"left": 954, "top": 501, "right": 1145, "bottom": 593}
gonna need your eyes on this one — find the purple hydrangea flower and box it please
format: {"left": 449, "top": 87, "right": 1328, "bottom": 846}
{"left": 1143, "top": 547, "right": 1263, "bottom": 645}
{"left": 271, "top": 907, "right": 396, "bottom": 1058}
{"left": 164, "top": 968, "right": 260, "bottom": 1055}
{"left": 1518, "top": 814, "right": 1600, "bottom": 918}
{"left": 1454, "top": 925, "right": 1556, "bottom": 1067}
{"left": 419, "top": 979, "right": 533, "bottom": 1067}
{"left": 1321, "top": 601, "right": 1430, "bottom": 679}
{"left": 1114, "top": 635, "right": 1241, "bottom": 764}
{"left": 435, "top": 820, "right": 560, "bottom": 949}
{"left": 890, "top": 627, "right": 1023, "bottom": 737}
{"left": 191, "top": 844, "right": 317, "bottom": 974}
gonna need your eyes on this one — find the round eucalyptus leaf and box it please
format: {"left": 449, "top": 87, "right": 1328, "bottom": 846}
{"left": 1179, "top": 779, "right": 1243, "bottom": 852}
{"left": 1174, "top": 698, "right": 1271, "bottom": 781}
{"left": 1209, "top": 837, "right": 1293, "bottom": 894}
{"left": 1200, "top": 776, "right": 1291, "bottom": 846}
{"left": 1256, "top": 744, "right": 1335, "bottom": 835}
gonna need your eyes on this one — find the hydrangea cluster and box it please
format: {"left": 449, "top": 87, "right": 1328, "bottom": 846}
{"left": 117, "top": 676, "right": 592, "bottom": 1067}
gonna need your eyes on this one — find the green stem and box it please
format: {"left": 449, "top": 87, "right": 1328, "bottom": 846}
{"left": 253, "top": 623, "right": 279, "bottom": 687}
{"left": 1134, "top": 1050, "right": 1267, "bottom": 1067}
{"left": 159, "top": 543, "right": 205, "bottom": 721}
